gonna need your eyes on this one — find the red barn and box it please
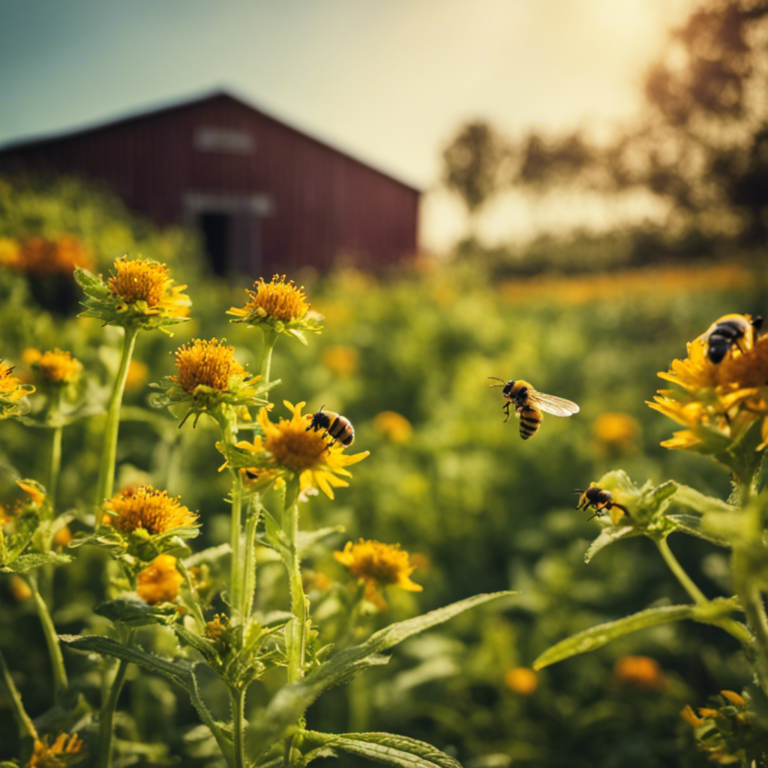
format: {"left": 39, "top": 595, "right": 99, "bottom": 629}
{"left": 0, "top": 90, "right": 420, "bottom": 276}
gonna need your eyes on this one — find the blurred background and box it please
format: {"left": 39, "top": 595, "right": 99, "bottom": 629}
{"left": 1, "top": 0, "right": 767, "bottom": 765}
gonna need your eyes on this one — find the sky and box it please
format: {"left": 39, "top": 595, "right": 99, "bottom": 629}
{"left": 0, "top": 0, "right": 691, "bottom": 249}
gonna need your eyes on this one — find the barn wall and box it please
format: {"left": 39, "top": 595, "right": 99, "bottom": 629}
{"left": 0, "top": 94, "right": 420, "bottom": 276}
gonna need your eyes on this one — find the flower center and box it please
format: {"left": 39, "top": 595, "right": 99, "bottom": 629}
{"left": 266, "top": 421, "right": 329, "bottom": 472}
{"left": 173, "top": 338, "right": 243, "bottom": 394}
{"left": 108, "top": 258, "right": 170, "bottom": 306}
{"left": 244, "top": 275, "right": 309, "bottom": 322}
{"left": 37, "top": 349, "right": 81, "bottom": 383}
{"left": 106, "top": 486, "right": 197, "bottom": 535}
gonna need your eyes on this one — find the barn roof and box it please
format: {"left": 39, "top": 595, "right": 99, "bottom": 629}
{"left": 0, "top": 88, "right": 421, "bottom": 194}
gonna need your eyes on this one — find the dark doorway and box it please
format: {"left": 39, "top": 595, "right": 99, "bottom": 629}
{"left": 199, "top": 213, "right": 231, "bottom": 276}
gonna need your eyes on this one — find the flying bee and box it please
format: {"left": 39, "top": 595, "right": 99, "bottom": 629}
{"left": 571, "top": 486, "right": 630, "bottom": 521}
{"left": 699, "top": 314, "right": 763, "bottom": 364}
{"left": 489, "top": 378, "right": 579, "bottom": 440}
{"left": 306, "top": 405, "right": 355, "bottom": 447}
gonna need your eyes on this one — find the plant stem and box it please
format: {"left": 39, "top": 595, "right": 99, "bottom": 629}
{"left": 0, "top": 646, "right": 38, "bottom": 741}
{"left": 655, "top": 535, "right": 753, "bottom": 649}
{"left": 98, "top": 629, "right": 134, "bottom": 768}
{"left": 259, "top": 327, "right": 278, "bottom": 401}
{"left": 231, "top": 686, "right": 246, "bottom": 768}
{"left": 178, "top": 560, "right": 207, "bottom": 631}
{"left": 242, "top": 500, "right": 261, "bottom": 624}
{"left": 654, "top": 536, "right": 708, "bottom": 604}
{"left": 96, "top": 325, "right": 139, "bottom": 509}
{"left": 229, "top": 467, "right": 243, "bottom": 623}
{"left": 26, "top": 573, "right": 68, "bottom": 697}
{"left": 46, "top": 383, "right": 65, "bottom": 506}
{"left": 283, "top": 477, "right": 306, "bottom": 683}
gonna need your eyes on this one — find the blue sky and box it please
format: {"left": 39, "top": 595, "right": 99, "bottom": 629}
{"left": 0, "top": 0, "right": 688, "bottom": 246}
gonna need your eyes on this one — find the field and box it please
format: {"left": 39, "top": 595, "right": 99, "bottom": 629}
{"left": 1, "top": 177, "right": 767, "bottom": 767}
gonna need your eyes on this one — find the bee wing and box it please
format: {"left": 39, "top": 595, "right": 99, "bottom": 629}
{"left": 529, "top": 390, "right": 580, "bottom": 417}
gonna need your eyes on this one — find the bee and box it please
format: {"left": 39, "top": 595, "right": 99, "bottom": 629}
{"left": 489, "top": 378, "right": 579, "bottom": 440}
{"left": 700, "top": 314, "right": 763, "bottom": 364}
{"left": 306, "top": 405, "right": 355, "bottom": 447}
{"left": 571, "top": 486, "right": 630, "bottom": 521}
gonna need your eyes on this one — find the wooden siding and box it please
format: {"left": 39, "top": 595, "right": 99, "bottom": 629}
{"left": 0, "top": 93, "right": 419, "bottom": 275}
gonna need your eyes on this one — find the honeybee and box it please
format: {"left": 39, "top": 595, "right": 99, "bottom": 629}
{"left": 306, "top": 405, "right": 355, "bottom": 447}
{"left": 699, "top": 314, "right": 763, "bottom": 364}
{"left": 489, "top": 378, "right": 579, "bottom": 440}
{"left": 571, "top": 486, "right": 630, "bottom": 521}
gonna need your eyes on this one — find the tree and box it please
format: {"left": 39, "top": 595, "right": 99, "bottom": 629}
{"left": 441, "top": 121, "right": 510, "bottom": 237}
{"left": 511, "top": 0, "right": 768, "bottom": 244}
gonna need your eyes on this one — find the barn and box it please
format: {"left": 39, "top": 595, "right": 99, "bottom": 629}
{"left": 0, "top": 90, "right": 420, "bottom": 276}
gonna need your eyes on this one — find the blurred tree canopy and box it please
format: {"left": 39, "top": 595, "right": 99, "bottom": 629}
{"left": 441, "top": 121, "right": 510, "bottom": 235}
{"left": 444, "top": 0, "right": 768, "bottom": 247}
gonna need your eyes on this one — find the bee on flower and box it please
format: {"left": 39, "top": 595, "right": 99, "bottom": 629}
{"left": 229, "top": 401, "right": 369, "bottom": 499}
{"left": 75, "top": 255, "right": 190, "bottom": 331}
{"left": 648, "top": 312, "right": 768, "bottom": 456}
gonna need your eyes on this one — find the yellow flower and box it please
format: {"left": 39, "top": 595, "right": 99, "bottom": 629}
{"left": 104, "top": 485, "right": 198, "bottom": 535}
{"left": 230, "top": 274, "right": 309, "bottom": 322}
{"left": 136, "top": 554, "right": 183, "bottom": 604}
{"left": 30, "top": 349, "right": 82, "bottom": 384}
{"left": 75, "top": 256, "right": 190, "bottom": 331}
{"left": 681, "top": 705, "right": 705, "bottom": 728}
{"left": 592, "top": 412, "right": 639, "bottom": 456}
{"left": 0, "top": 237, "right": 21, "bottom": 268}
{"left": 649, "top": 318, "right": 768, "bottom": 454}
{"left": 504, "top": 667, "right": 538, "bottom": 695}
{"left": 205, "top": 613, "right": 230, "bottom": 642}
{"left": 9, "top": 574, "right": 32, "bottom": 602}
{"left": 721, "top": 690, "right": 746, "bottom": 707}
{"left": 322, "top": 346, "right": 358, "bottom": 377}
{"left": 334, "top": 539, "right": 423, "bottom": 593}
{"left": 172, "top": 338, "right": 245, "bottom": 394}
{"left": 17, "top": 480, "right": 46, "bottom": 507}
{"left": 0, "top": 361, "right": 34, "bottom": 416}
{"left": 28, "top": 733, "right": 84, "bottom": 768}
{"left": 373, "top": 411, "right": 413, "bottom": 444}
{"left": 20, "top": 236, "right": 93, "bottom": 277}
{"left": 108, "top": 256, "right": 190, "bottom": 317}
{"left": 53, "top": 526, "right": 73, "bottom": 548}
{"left": 613, "top": 655, "right": 666, "bottom": 691}
{"left": 125, "top": 359, "right": 149, "bottom": 391}
{"left": 228, "top": 274, "right": 322, "bottom": 342}
{"left": 237, "top": 401, "right": 368, "bottom": 499}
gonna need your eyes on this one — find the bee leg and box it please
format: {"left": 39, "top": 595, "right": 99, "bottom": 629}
{"left": 610, "top": 502, "right": 631, "bottom": 518}
{"left": 586, "top": 507, "right": 603, "bottom": 522}
{"left": 502, "top": 403, "right": 511, "bottom": 423}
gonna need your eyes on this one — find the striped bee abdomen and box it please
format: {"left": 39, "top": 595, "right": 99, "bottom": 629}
{"left": 518, "top": 405, "right": 542, "bottom": 440}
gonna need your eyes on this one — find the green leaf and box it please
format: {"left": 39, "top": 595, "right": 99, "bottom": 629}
{"left": 95, "top": 597, "right": 177, "bottom": 626}
{"left": 667, "top": 486, "right": 733, "bottom": 516}
{"left": 665, "top": 515, "right": 731, "bottom": 547}
{"left": 60, "top": 634, "right": 234, "bottom": 762}
{"left": 302, "top": 731, "right": 462, "bottom": 768}
{"left": 1, "top": 552, "right": 72, "bottom": 573}
{"left": 584, "top": 525, "right": 643, "bottom": 563}
{"left": 533, "top": 604, "right": 698, "bottom": 670}
{"left": 246, "top": 591, "right": 515, "bottom": 759}
{"left": 60, "top": 634, "right": 195, "bottom": 688}
{"left": 1, "top": 509, "right": 39, "bottom": 564}
{"left": 183, "top": 543, "right": 232, "bottom": 568}
{"left": 297, "top": 526, "right": 346, "bottom": 556}
{"left": 172, "top": 624, "right": 222, "bottom": 666}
